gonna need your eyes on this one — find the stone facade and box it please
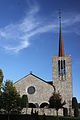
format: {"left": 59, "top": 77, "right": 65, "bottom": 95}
{"left": 14, "top": 54, "right": 73, "bottom": 111}
{"left": 14, "top": 73, "right": 54, "bottom": 107}
{"left": 52, "top": 55, "right": 73, "bottom": 108}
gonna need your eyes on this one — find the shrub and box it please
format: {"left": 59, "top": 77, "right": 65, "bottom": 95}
{"left": 63, "top": 108, "right": 68, "bottom": 116}
{"left": 74, "top": 108, "right": 79, "bottom": 117}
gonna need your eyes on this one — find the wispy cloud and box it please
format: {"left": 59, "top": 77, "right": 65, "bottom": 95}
{"left": 0, "top": 2, "right": 80, "bottom": 54}
{"left": 62, "top": 14, "right": 80, "bottom": 34}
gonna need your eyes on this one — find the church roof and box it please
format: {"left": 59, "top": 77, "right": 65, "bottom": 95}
{"left": 14, "top": 72, "right": 53, "bottom": 86}
{"left": 58, "top": 12, "right": 65, "bottom": 57}
{"left": 47, "top": 81, "right": 53, "bottom": 85}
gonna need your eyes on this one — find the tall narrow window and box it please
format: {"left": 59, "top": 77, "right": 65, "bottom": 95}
{"left": 61, "top": 60, "right": 64, "bottom": 75}
{"left": 58, "top": 60, "right": 60, "bottom": 75}
{"left": 64, "top": 60, "right": 66, "bottom": 74}
{"left": 58, "top": 60, "right": 66, "bottom": 76}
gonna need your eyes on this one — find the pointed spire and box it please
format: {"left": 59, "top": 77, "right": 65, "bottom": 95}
{"left": 58, "top": 10, "right": 65, "bottom": 57}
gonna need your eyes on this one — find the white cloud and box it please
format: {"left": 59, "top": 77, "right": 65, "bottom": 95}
{"left": 0, "top": 5, "right": 40, "bottom": 53}
{"left": 62, "top": 14, "right": 80, "bottom": 26}
{"left": 0, "top": 4, "right": 58, "bottom": 54}
{"left": 0, "top": 3, "right": 80, "bottom": 54}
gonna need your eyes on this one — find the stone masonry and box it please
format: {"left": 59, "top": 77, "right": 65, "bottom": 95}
{"left": 52, "top": 55, "right": 73, "bottom": 108}
{"left": 14, "top": 73, "right": 54, "bottom": 107}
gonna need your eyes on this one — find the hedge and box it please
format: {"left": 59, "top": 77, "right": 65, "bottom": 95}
{"left": 0, "top": 114, "right": 80, "bottom": 120}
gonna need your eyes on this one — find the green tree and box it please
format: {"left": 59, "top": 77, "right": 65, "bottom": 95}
{"left": 74, "top": 108, "right": 79, "bottom": 117}
{"left": 72, "top": 97, "right": 79, "bottom": 117}
{"left": 63, "top": 108, "right": 68, "bottom": 116}
{"left": 49, "top": 91, "right": 66, "bottom": 116}
{"left": 72, "top": 97, "right": 79, "bottom": 109}
{"left": 79, "top": 103, "right": 80, "bottom": 108}
{"left": 0, "top": 69, "right": 4, "bottom": 111}
{"left": 0, "top": 92, "right": 3, "bottom": 110}
{"left": 21, "top": 94, "right": 28, "bottom": 114}
{"left": 21, "top": 94, "right": 28, "bottom": 108}
{"left": 2, "top": 80, "right": 22, "bottom": 114}
{"left": 0, "top": 69, "right": 4, "bottom": 95}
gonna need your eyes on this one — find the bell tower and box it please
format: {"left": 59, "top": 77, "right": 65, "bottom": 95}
{"left": 52, "top": 12, "right": 73, "bottom": 109}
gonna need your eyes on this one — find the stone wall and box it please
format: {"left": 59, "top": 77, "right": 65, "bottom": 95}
{"left": 14, "top": 54, "right": 73, "bottom": 110}
{"left": 22, "top": 108, "right": 63, "bottom": 116}
{"left": 52, "top": 55, "right": 73, "bottom": 108}
{"left": 14, "top": 73, "right": 54, "bottom": 106}
{"left": 22, "top": 108, "right": 76, "bottom": 116}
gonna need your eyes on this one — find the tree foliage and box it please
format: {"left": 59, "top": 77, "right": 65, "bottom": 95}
{"left": 79, "top": 103, "right": 80, "bottom": 108}
{"left": 49, "top": 91, "right": 66, "bottom": 116}
{"left": 72, "top": 97, "right": 79, "bottom": 117}
{"left": 72, "top": 97, "right": 79, "bottom": 109}
{"left": 74, "top": 108, "right": 79, "bottom": 117}
{"left": 1, "top": 80, "right": 22, "bottom": 114}
{"left": 21, "top": 94, "right": 28, "bottom": 109}
{"left": 63, "top": 108, "right": 68, "bottom": 116}
{"left": 0, "top": 70, "right": 29, "bottom": 115}
{"left": 0, "top": 69, "right": 4, "bottom": 94}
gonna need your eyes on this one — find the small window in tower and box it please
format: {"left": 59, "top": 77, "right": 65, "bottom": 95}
{"left": 61, "top": 60, "right": 64, "bottom": 75}
{"left": 61, "top": 60, "right": 63, "bottom": 69}
{"left": 58, "top": 60, "right": 66, "bottom": 76}
{"left": 58, "top": 60, "right": 60, "bottom": 75}
{"left": 64, "top": 60, "right": 66, "bottom": 74}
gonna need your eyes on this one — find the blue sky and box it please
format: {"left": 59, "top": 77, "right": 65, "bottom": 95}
{"left": 0, "top": 0, "right": 80, "bottom": 102}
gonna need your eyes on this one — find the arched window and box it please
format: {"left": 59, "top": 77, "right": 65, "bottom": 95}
{"left": 29, "top": 103, "right": 36, "bottom": 108}
{"left": 40, "top": 102, "right": 49, "bottom": 108}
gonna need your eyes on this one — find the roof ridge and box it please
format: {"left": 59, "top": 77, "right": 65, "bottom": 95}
{"left": 14, "top": 72, "right": 53, "bottom": 86}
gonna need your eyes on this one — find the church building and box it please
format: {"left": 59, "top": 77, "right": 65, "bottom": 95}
{"left": 14, "top": 15, "right": 73, "bottom": 110}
